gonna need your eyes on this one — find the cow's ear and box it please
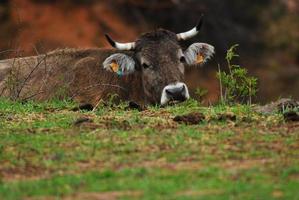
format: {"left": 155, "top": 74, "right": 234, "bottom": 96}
{"left": 103, "top": 53, "right": 136, "bottom": 75}
{"left": 184, "top": 43, "right": 215, "bottom": 66}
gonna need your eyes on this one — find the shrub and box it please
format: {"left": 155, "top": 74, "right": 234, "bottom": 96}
{"left": 217, "top": 44, "right": 258, "bottom": 105}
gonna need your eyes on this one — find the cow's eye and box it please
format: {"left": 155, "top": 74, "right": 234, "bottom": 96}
{"left": 142, "top": 63, "right": 151, "bottom": 69}
{"left": 180, "top": 56, "right": 186, "bottom": 63}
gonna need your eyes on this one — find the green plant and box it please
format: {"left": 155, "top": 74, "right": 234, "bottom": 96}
{"left": 217, "top": 44, "right": 258, "bottom": 105}
{"left": 195, "top": 87, "right": 208, "bottom": 103}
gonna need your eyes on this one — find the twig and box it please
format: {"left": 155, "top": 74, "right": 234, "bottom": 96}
{"left": 21, "top": 91, "right": 44, "bottom": 102}
{"left": 0, "top": 49, "right": 21, "bottom": 56}
{"left": 0, "top": 86, "right": 6, "bottom": 97}
{"left": 217, "top": 63, "right": 224, "bottom": 104}
{"left": 249, "top": 80, "right": 252, "bottom": 106}
{"left": 16, "top": 54, "right": 48, "bottom": 99}
{"left": 92, "top": 98, "right": 104, "bottom": 112}
{"left": 31, "top": 44, "right": 40, "bottom": 56}
{"left": 9, "top": 49, "right": 20, "bottom": 99}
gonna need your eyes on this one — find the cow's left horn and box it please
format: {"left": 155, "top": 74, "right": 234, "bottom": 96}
{"left": 105, "top": 34, "right": 136, "bottom": 50}
{"left": 176, "top": 15, "right": 204, "bottom": 41}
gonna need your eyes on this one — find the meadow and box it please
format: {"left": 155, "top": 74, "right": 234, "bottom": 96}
{"left": 0, "top": 98, "right": 299, "bottom": 200}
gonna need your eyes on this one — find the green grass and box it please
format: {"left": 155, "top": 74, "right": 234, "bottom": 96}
{"left": 0, "top": 98, "right": 299, "bottom": 200}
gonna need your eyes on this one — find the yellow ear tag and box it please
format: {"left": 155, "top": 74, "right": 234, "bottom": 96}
{"left": 196, "top": 54, "right": 204, "bottom": 64}
{"left": 110, "top": 61, "right": 119, "bottom": 73}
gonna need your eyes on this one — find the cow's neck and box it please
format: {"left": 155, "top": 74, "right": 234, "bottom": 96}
{"left": 122, "top": 72, "right": 146, "bottom": 105}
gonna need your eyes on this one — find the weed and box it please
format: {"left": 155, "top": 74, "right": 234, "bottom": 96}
{"left": 217, "top": 44, "right": 258, "bottom": 105}
{"left": 195, "top": 87, "right": 208, "bottom": 103}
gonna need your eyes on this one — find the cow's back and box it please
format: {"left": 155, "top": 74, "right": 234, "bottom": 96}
{"left": 0, "top": 48, "right": 143, "bottom": 105}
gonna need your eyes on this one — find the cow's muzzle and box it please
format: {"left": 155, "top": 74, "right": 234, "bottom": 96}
{"left": 160, "top": 82, "right": 190, "bottom": 105}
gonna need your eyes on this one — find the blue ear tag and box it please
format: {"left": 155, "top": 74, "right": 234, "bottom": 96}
{"left": 117, "top": 70, "right": 123, "bottom": 76}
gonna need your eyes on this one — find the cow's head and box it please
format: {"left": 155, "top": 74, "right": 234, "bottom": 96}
{"left": 103, "top": 16, "right": 214, "bottom": 105}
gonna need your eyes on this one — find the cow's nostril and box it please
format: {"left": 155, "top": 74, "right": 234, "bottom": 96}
{"left": 161, "top": 82, "right": 190, "bottom": 105}
{"left": 165, "top": 89, "right": 173, "bottom": 95}
{"left": 165, "top": 85, "right": 185, "bottom": 101}
{"left": 181, "top": 85, "right": 185, "bottom": 92}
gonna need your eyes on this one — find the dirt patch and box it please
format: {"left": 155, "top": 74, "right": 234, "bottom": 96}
{"left": 104, "top": 119, "right": 131, "bottom": 130}
{"left": 125, "top": 101, "right": 147, "bottom": 111}
{"left": 0, "top": 113, "right": 14, "bottom": 121}
{"left": 26, "top": 191, "right": 142, "bottom": 200}
{"left": 137, "top": 159, "right": 274, "bottom": 172}
{"left": 221, "top": 159, "right": 273, "bottom": 171}
{"left": 177, "top": 189, "right": 223, "bottom": 197}
{"left": 72, "top": 103, "right": 94, "bottom": 111}
{"left": 73, "top": 117, "right": 93, "bottom": 126}
{"left": 65, "top": 191, "right": 142, "bottom": 200}
{"left": 272, "top": 190, "right": 284, "bottom": 198}
{"left": 217, "top": 112, "right": 237, "bottom": 121}
{"left": 173, "top": 112, "right": 205, "bottom": 125}
{"left": 0, "top": 164, "right": 50, "bottom": 182}
{"left": 290, "top": 174, "right": 299, "bottom": 181}
{"left": 72, "top": 117, "right": 105, "bottom": 130}
{"left": 137, "top": 160, "right": 203, "bottom": 171}
{"left": 0, "top": 158, "right": 278, "bottom": 182}
{"left": 73, "top": 115, "right": 134, "bottom": 130}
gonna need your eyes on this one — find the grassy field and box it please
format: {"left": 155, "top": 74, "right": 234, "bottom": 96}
{"left": 0, "top": 98, "right": 299, "bottom": 200}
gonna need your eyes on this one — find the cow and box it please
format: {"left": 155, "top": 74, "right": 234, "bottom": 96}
{"left": 0, "top": 16, "right": 214, "bottom": 106}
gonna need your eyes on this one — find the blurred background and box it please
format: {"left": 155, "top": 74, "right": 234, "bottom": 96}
{"left": 0, "top": 0, "right": 298, "bottom": 103}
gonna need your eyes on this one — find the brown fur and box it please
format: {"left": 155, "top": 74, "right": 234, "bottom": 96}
{"left": 0, "top": 48, "right": 144, "bottom": 105}
{"left": 0, "top": 29, "right": 195, "bottom": 105}
{"left": 136, "top": 30, "right": 184, "bottom": 103}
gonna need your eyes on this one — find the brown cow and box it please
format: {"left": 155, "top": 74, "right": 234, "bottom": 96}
{"left": 0, "top": 16, "right": 214, "bottom": 106}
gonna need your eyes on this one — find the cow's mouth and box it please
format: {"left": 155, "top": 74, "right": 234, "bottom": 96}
{"left": 165, "top": 99, "right": 187, "bottom": 106}
{"left": 160, "top": 82, "right": 190, "bottom": 105}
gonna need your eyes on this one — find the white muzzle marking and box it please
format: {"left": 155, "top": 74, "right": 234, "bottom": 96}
{"left": 160, "top": 82, "right": 190, "bottom": 105}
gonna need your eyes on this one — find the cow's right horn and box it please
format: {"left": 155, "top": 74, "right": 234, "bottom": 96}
{"left": 176, "top": 15, "right": 204, "bottom": 41}
{"left": 105, "top": 34, "right": 136, "bottom": 50}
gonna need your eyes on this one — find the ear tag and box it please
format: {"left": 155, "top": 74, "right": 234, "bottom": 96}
{"left": 110, "top": 61, "right": 119, "bottom": 73}
{"left": 116, "top": 70, "right": 123, "bottom": 76}
{"left": 196, "top": 54, "right": 204, "bottom": 64}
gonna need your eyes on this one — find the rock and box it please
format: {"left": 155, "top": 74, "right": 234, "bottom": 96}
{"left": 254, "top": 98, "right": 299, "bottom": 114}
{"left": 73, "top": 117, "right": 93, "bottom": 126}
{"left": 277, "top": 99, "right": 299, "bottom": 113}
{"left": 126, "top": 101, "right": 146, "bottom": 111}
{"left": 283, "top": 111, "right": 299, "bottom": 122}
{"left": 72, "top": 103, "right": 94, "bottom": 111}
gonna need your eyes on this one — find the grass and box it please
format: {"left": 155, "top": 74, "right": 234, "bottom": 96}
{"left": 0, "top": 98, "right": 299, "bottom": 200}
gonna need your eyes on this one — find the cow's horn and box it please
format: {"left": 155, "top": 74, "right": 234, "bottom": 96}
{"left": 105, "top": 34, "right": 136, "bottom": 50}
{"left": 176, "top": 15, "right": 204, "bottom": 41}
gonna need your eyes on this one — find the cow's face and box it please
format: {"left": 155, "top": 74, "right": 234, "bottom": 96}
{"left": 103, "top": 17, "right": 214, "bottom": 105}
{"left": 136, "top": 31, "right": 186, "bottom": 104}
